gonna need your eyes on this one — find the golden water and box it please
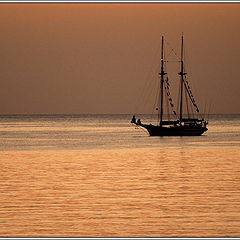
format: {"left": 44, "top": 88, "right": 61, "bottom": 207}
{"left": 0, "top": 115, "right": 240, "bottom": 237}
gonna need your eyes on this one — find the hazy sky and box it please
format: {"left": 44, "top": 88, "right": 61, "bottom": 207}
{"left": 0, "top": 3, "right": 239, "bottom": 114}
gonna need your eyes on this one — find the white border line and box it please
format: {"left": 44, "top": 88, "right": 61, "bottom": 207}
{"left": 1, "top": 238, "right": 239, "bottom": 240}
{"left": 0, "top": 1, "right": 240, "bottom": 2}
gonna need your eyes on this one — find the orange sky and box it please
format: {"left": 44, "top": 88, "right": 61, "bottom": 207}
{"left": 0, "top": 3, "right": 239, "bottom": 114}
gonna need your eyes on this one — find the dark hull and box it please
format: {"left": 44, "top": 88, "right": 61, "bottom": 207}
{"left": 141, "top": 124, "right": 208, "bottom": 136}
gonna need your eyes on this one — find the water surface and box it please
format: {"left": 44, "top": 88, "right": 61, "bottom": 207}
{"left": 0, "top": 114, "right": 239, "bottom": 237}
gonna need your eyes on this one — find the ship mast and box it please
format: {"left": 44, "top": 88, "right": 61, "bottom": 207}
{"left": 179, "top": 34, "right": 186, "bottom": 122}
{"left": 159, "top": 36, "right": 166, "bottom": 127}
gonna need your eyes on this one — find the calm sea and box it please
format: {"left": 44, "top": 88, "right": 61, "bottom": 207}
{"left": 0, "top": 114, "right": 239, "bottom": 237}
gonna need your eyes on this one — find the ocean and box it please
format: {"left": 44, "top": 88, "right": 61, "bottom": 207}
{"left": 0, "top": 114, "right": 239, "bottom": 237}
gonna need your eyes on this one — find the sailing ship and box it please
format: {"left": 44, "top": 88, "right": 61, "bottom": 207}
{"left": 131, "top": 35, "right": 208, "bottom": 136}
